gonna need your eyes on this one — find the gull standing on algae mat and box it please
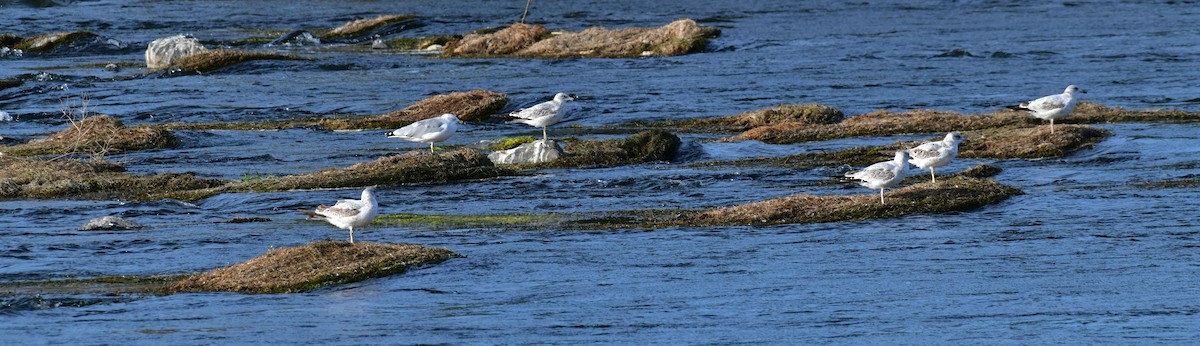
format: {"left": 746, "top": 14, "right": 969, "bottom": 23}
{"left": 1006, "top": 85, "right": 1086, "bottom": 134}
{"left": 907, "top": 131, "right": 964, "bottom": 183}
{"left": 301, "top": 186, "right": 379, "bottom": 243}
{"left": 509, "top": 92, "right": 576, "bottom": 140}
{"left": 387, "top": 113, "right": 460, "bottom": 153}
{"left": 846, "top": 151, "right": 910, "bottom": 205}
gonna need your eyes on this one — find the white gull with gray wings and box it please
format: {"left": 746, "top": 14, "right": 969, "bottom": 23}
{"left": 1006, "top": 85, "right": 1086, "bottom": 134}
{"left": 509, "top": 92, "right": 575, "bottom": 140}
{"left": 301, "top": 186, "right": 378, "bottom": 243}
{"left": 386, "top": 113, "right": 460, "bottom": 153}
{"left": 845, "top": 151, "right": 910, "bottom": 205}
{"left": 907, "top": 132, "right": 963, "bottom": 183}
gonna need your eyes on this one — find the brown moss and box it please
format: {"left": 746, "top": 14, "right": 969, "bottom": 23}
{"left": 516, "top": 19, "right": 720, "bottom": 58}
{"left": 2, "top": 115, "right": 179, "bottom": 156}
{"left": 166, "top": 241, "right": 458, "bottom": 294}
{"left": 685, "top": 176, "right": 1021, "bottom": 226}
{"left": 0, "top": 156, "right": 225, "bottom": 200}
{"left": 170, "top": 49, "right": 313, "bottom": 73}
{"left": 514, "top": 130, "right": 680, "bottom": 169}
{"left": 13, "top": 31, "right": 97, "bottom": 53}
{"left": 157, "top": 90, "right": 507, "bottom": 131}
{"left": 444, "top": 23, "right": 549, "bottom": 56}
{"left": 0, "top": 34, "right": 22, "bottom": 47}
{"left": 322, "top": 15, "right": 421, "bottom": 40}
{"left": 626, "top": 104, "right": 843, "bottom": 132}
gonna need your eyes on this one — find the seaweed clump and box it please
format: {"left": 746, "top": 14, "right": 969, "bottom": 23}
{"left": 724, "top": 109, "right": 1034, "bottom": 144}
{"left": 1067, "top": 102, "right": 1200, "bottom": 124}
{"left": 321, "top": 15, "right": 422, "bottom": 41}
{"left": 685, "top": 176, "right": 1021, "bottom": 226}
{"left": 166, "top": 242, "right": 458, "bottom": 294}
{"left": 958, "top": 124, "right": 1110, "bottom": 159}
{"left": 171, "top": 49, "right": 313, "bottom": 73}
{"left": 2, "top": 115, "right": 179, "bottom": 157}
{"left": 0, "top": 156, "right": 224, "bottom": 200}
{"left": 9, "top": 31, "right": 97, "bottom": 53}
{"left": 627, "top": 104, "right": 843, "bottom": 132}
{"left": 444, "top": 23, "right": 549, "bottom": 56}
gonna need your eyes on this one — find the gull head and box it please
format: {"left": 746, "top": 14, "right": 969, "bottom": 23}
{"left": 945, "top": 131, "right": 965, "bottom": 145}
{"left": 440, "top": 113, "right": 462, "bottom": 124}
{"left": 362, "top": 186, "right": 377, "bottom": 198}
{"left": 894, "top": 150, "right": 910, "bottom": 165}
{"left": 554, "top": 92, "right": 576, "bottom": 102}
{"left": 1065, "top": 85, "right": 1086, "bottom": 95}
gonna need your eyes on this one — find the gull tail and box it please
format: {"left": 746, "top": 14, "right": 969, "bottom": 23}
{"left": 1005, "top": 104, "right": 1032, "bottom": 112}
{"left": 299, "top": 209, "right": 324, "bottom": 220}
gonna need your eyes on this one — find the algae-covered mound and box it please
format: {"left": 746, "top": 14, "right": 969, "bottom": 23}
{"left": 959, "top": 124, "right": 1110, "bottom": 159}
{"left": 166, "top": 242, "right": 458, "bottom": 294}
{"left": 169, "top": 49, "right": 312, "bottom": 73}
{"left": 444, "top": 23, "right": 549, "bottom": 56}
{"left": 515, "top": 130, "right": 681, "bottom": 169}
{"left": 627, "top": 104, "right": 843, "bottom": 132}
{"left": 724, "top": 109, "right": 1033, "bottom": 144}
{"left": 444, "top": 19, "right": 720, "bottom": 58}
{"left": 2, "top": 115, "right": 178, "bottom": 157}
{"left": 322, "top": 15, "right": 421, "bottom": 41}
{"left": 158, "top": 90, "right": 507, "bottom": 131}
{"left": 6, "top": 31, "right": 97, "bottom": 53}
{"left": 0, "top": 156, "right": 225, "bottom": 200}
{"left": 686, "top": 176, "right": 1021, "bottom": 226}
{"left": 320, "top": 89, "right": 507, "bottom": 129}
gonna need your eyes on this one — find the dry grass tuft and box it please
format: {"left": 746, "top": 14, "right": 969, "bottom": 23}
{"left": 2, "top": 115, "right": 178, "bottom": 157}
{"left": 513, "top": 130, "right": 680, "bottom": 169}
{"left": 685, "top": 176, "right": 1021, "bottom": 226}
{"left": 1068, "top": 102, "right": 1200, "bottom": 123}
{"left": 444, "top": 23, "right": 549, "bottom": 56}
{"left": 627, "top": 104, "right": 843, "bottom": 132}
{"left": 958, "top": 124, "right": 1110, "bottom": 159}
{"left": 170, "top": 49, "right": 312, "bottom": 73}
{"left": 324, "top": 15, "right": 420, "bottom": 39}
{"left": 166, "top": 241, "right": 458, "bottom": 294}
{"left": 515, "top": 19, "right": 720, "bottom": 58}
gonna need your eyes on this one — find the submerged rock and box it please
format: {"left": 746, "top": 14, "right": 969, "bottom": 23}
{"left": 166, "top": 241, "right": 459, "bottom": 294}
{"left": 444, "top": 19, "right": 719, "bottom": 58}
{"left": 488, "top": 139, "right": 565, "bottom": 165}
{"left": 80, "top": 216, "right": 146, "bottom": 231}
{"left": 145, "top": 35, "right": 209, "bottom": 69}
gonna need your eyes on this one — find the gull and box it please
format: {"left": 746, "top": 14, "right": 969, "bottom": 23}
{"left": 301, "top": 186, "right": 378, "bottom": 243}
{"left": 1006, "top": 85, "right": 1086, "bottom": 134}
{"left": 907, "top": 132, "right": 964, "bottom": 183}
{"left": 387, "top": 113, "right": 459, "bottom": 153}
{"left": 845, "top": 151, "right": 910, "bottom": 205}
{"left": 509, "top": 92, "right": 575, "bottom": 140}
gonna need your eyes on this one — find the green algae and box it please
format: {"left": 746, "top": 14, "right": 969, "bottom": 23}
{"left": 487, "top": 136, "right": 537, "bottom": 151}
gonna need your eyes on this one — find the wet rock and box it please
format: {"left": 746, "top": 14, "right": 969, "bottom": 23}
{"left": 371, "top": 39, "right": 389, "bottom": 49}
{"left": 80, "top": 216, "right": 146, "bottom": 231}
{"left": 266, "top": 30, "right": 321, "bottom": 47}
{"left": 488, "top": 139, "right": 565, "bottom": 165}
{"left": 103, "top": 63, "right": 121, "bottom": 72}
{"left": 145, "top": 35, "right": 209, "bottom": 69}
{"left": 0, "top": 47, "right": 23, "bottom": 58}
{"left": 166, "top": 241, "right": 459, "bottom": 294}
{"left": 934, "top": 48, "right": 976, "bottom": 58}
{"left": 0, "top": 111, "right": 11, "bottom": 122}
{"left": 516, "top": 130, "right": 681, "bottom": 169}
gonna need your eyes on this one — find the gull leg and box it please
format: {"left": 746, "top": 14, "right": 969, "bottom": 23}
{"left": 429, "top": 143, "right": 435, "bottom": 153}
{"left": 543, "top": 127, "right": 548, "bottom": 141}
{"left": 931, "top": 167, "right": 936, "bottom": 183}
{"left": 349, "top": 226, "right": 355, "bottom": 243}
{"left": 880, "top": 188, "right": 885, "bottom": 204}
{"left": 1050, "top": 119, "right": 1055, "bottom": 134}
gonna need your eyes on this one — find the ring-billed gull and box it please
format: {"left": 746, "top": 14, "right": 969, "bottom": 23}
{"left": 386, "top": 113, "right": 460, "bottom": 153}
{"left": 845, "top": 151, "right": 910, "bottom": 204}
{"left": 1006, "top": 85, "right": 1086, "bottom": 134}
{"left": 301, "top": 186, "right": 378, "bottom": 243}
{"left": 509, "top": 92, "right": 576, "bottom": 140}
{"left": 907, "top": 132, "right": 963, "bottom": 183}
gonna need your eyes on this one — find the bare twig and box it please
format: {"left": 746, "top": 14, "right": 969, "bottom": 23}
{"left": 520, "top": 0, "right": 533, "bottom": 23}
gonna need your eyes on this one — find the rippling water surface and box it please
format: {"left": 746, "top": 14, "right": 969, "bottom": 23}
{"left": 3, "top": 0, "right": 1200, "bottom": 343}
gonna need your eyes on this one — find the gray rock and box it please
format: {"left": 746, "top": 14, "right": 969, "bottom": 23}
{"left": 371, "top": 39, "right": 390, "bottom": 49}
{"left": 487, "top": 139, "right": 564, "bottom": 165}
{"left": 145, "top": 35, "right": 209, "bottom": 69}
{"left": 80, "top": 216, "right": 147, "bottom": 231}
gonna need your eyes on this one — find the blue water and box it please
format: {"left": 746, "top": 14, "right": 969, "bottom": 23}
{"left": 3, "top": 0, "right": 1200, "bottom": 343}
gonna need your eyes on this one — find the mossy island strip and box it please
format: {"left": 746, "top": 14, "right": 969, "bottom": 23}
{"left": 443, "top": 19, "right": 720, "bottom": 58}
{"left": 0, "top": 156, "right": 224, "bottom": 200}
{"left": 623, "top": 104, "right": 844, "bottom": 133}
{"left": 168, "top": 49, "right": 312, "bottom": 73}
{"left": 159, "top": 89, "right": 507, "bottom": 131}
{"left": 506, "top": 130, "right": 681, "bottom": 169}
{"left": 0, "top": 242, "right": 458, "bottom": 295}
{"left": 167, "top": 242, "right": 458, "bottom": 294}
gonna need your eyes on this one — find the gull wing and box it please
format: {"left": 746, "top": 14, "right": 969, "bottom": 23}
{"left": 1024, "top": 93, "right": 1068, "bottom": 112}
{"left": 391, "top": 118, "right": 447, "bottom": 139}
{"left": 908, "top": 142, "right": 947, "bottom": 160}
{"left": 511, "top": 101, "right": 558, "bottom": 120}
